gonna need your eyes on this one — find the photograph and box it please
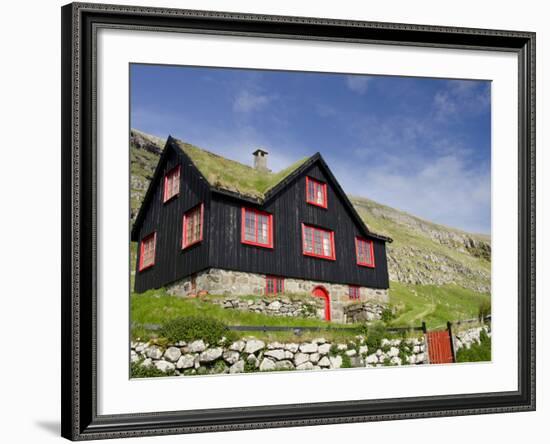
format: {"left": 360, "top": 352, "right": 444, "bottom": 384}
{"left": 129, "top": 65, "right": 492, "bottom": 377}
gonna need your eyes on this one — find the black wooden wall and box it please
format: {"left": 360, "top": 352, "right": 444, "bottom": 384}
{"left": 134, "top": 148, "right": 210, "bottom": 293}
{"left": 208, "top": 163, "right": 389, "bottom": 289}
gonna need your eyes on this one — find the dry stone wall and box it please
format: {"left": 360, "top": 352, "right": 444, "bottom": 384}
{"left": 209, "top": 296, "right": 325, "bottom": 319}
{"left": 131, "top": 335, "right": 427, "bottom": 377}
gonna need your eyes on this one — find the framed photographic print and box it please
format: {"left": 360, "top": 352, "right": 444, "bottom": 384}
{"left": 61, "top": 2, "right": 536, "bottom": 440}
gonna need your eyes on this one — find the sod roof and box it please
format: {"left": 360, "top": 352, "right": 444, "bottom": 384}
{"left": 171, "top": 138, "right": 310, "bottom": 200}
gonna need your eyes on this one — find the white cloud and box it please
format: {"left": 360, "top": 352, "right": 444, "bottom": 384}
{"left": 345, "top": 76, "right": 370, "bottom": 94}
{"left": 233, "top": 90, "right": 272, "bottom": 113}
{"left": 433, "top": 80, "right": 490, "bottom": 121}
{"left": 333, "top": 149, "right": 490, "bottom": 234}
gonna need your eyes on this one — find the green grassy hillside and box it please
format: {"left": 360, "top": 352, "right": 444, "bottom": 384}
{"left": 129, "top": 129, "right": 491, "bottom": 326}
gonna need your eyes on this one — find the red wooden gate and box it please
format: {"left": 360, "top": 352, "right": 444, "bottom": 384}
{"left": 427, "top": 330, "right": 454, "bottom": 364}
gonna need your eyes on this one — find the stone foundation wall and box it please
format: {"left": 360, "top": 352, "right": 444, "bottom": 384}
{"left": 131, "top": 335, "right": 427, "bottom": 377}
{"left": 166, "top": 268, "right": 389, "bottom": 323}
{"left": 344, "top": 302, "right": 388, "bottom": 323}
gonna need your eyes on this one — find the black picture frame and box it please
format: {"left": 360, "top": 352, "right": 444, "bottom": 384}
{"left": 61, "top": 2, "right": 536, "bottom": 440}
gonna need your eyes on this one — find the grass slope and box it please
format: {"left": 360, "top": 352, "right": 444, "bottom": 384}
{"left": 389, "top": 282, "right": 490, "bottom": 329}
{"left": 131, "top": 290, "right": 372, "bottom": 342}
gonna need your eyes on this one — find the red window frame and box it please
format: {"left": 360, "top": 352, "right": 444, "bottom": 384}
{"left": 182, "top": 203, "right": 204, "bottom": 249}
{"left": 163, "top": 165, "right": 181, "bottom": 203}
{"left": 355, "top": 237, "right": 375, "bottom": 268}
{"left": 301, "top": 223, "right": 336, "bottom": 260}
{"left": 241, "top": 207, "right": 274, "bottom": 248}
{"left": 138, "top": 232, "right": 156, "bottom": 272}
{"left": 266, "top": 276, "right": 284, "bottom": 295}
{"left": 306, "top": 176, "right": 328, "bottom": 209}
{"left": 349, "top": 285, "right": 361, "bottom": 300}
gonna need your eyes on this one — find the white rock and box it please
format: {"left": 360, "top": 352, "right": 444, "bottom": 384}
{"left": 246, "top": 354, "right": 259, "bottom": 368}
{"left": 318, "top": 356, "right": 331, "bottom": 367}
{"left": 329, "top": 355, "right": 343, "bottom": 369}
{"left": 267, "top": 342, "right": 285, "bottom": 350}
{"left": 175, "top": 340, "right": 187, "bottom": 347}
{"left": 223, "top": 350, "right": 240, "bottom": 365}
{"left": 381, "top": 339, "right": 391, "bottom": 347}
{"left": 317, "top": 343, "right": 331, "bottom": 355}
{"left": 284, "top": 350, "right": 295, "bottom": 360}
{"left": 275, "top": 360, "right": 295, "bottom": 371}
{"left": 146, "top": 346, "right": 163, "bottom": 360}
{"left": 299, "top": 343, "right": 318, "bottom": 353}
{"left": 376, "top": 349, "right": 383, "bottom": 356}
{"left": 359, "top": 345, "right": 369, "bottom": 355}
{"left": 229, "top": 340, "right": 246, "bottom": 352}
{"left": 135, "top": 343, "right": 147, "bottom": 353}
{"left": 130, "top": 351, "right": 139, "bottom": 363}
{"left": 294, "top": 353, "right": 310, "bottom": 366}
{"left": 365, "top": 353, "right": 379, "bottom": 364}
{"left": 229, "top": 360, "right": 245, "bottom": 374}
{"left": 163, "top": 347, "right": 182, "bottom": 362}
{"left": 154, "top": 360, "right": 175, "bottom": 373}
{"left": 413, "top": 345, "right": 421, "bottom": 353}
{"left": 390, "top": 356, "right": 402, "bottom": 366}
{"left": 312, "top": 337, "right": 327, "bottom": 344}
{"left": 296, "top": 362, "right": 314, "bottom": 371}
{"left": 284, "top": 343, "right": 299, "bottom": 353}
{"left": 416, "top": 353, "right": 425, "bottom": 362}
{"left": 140, "top": 358, "right": 152, "bottom": 368}
{"left": 259, "top": 358, "right": 276, "bottom": 371}
{"left": 176, "top": 354, "right": 195, "bottom": 369}
{"left": 388, "top": 347, "right": 399, "bottom": 358}
{"left": 309, "top": 353, "right": 320, "bottom": 364}
{"left": 407, "top": 354, "right": 417, "bottom": 364}
{"left": 199, "top": 347, "right": 223, "bottom": 362}
{"left": 336, "top": 344, "right": 348, "bottom": 351}
{"left": 345, "top": 349, "right": 357, "bottom": 357}
{"left": 245, "top": 339, "right": 265, "bottom": 354}
{"left": 188, "top": 340, "right": 207, "bottom": 353}
{"left": 264, "top": 349, "right": 286, "bottom": 361}
{"left": 267, "top": 300, "right": 282, "bottom": 311}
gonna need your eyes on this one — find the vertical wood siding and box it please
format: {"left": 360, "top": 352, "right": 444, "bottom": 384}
{"left": 134, "top": 148, "right": 210, "bottom": 293}
{"left": 208, "top": 163, "right": 389, "bottom": 288}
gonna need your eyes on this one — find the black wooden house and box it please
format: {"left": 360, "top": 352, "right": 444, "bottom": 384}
{"left": 131, "top": 136, "right": 391, "bottom": 321}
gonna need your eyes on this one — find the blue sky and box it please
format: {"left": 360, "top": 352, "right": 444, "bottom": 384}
{"left": 131, "top": 64, "right": 491, "bottom": 234}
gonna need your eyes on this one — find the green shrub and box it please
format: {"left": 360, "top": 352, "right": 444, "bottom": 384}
{"left": 381, "top": 307, "right": 395, "bottom": 323}
{"left": 365, "top": 323, "right": 386, "bottom": 351}
{"left": 456, "top": 329, "right": 491, "bottom": 363}
{"left": 131, "top": 361, "right": 175, "bottom": 378}
{"left": 160, "top": 316, "right": 234, "bottom": 344}
{"left": 341, "top": 353, "right": 352, "bottom": 368}
{"left": 478, "top": 300, "right": 491, "bottom": 321}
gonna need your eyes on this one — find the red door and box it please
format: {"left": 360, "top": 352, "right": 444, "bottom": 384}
{"left": 312, "top": 286, "right": 331, "bottom": 321}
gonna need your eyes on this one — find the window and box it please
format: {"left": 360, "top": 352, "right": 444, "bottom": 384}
{"left": 182, "top": 204, "right": 204, "bottom": 249}
{"left": 163, "top": 165, "right": 180, "bottom": 203}
{"left": 306, "top": 176, "right": 327, "bottom": 208}
{"left": 349, "top": 285, "right": 361, "bottom": 300}
{"left": 302, "top": 223, "right": 336, "bottom": 260}
{"left": 241, "top": 207, "right": 273, "bottom": 248}
{"left": 266, "top": 276, "right": 284, "bottom": 295}
{"left": 356, "top": 237, "right": 375, "bottom": 267}
{"left": 139, "top": 232, "right": 156, "bottom": 271}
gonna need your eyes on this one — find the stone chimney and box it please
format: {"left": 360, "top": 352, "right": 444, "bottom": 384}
{"left": 252, "top": 148, "right": 269, "bottom": 172}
